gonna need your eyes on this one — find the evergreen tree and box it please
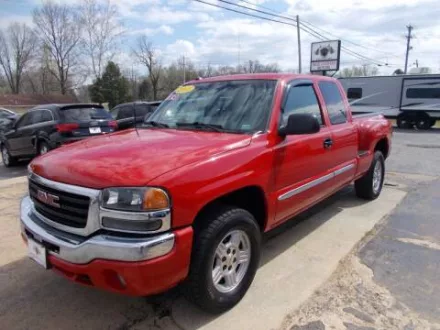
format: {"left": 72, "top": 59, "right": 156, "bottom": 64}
{"left": 89, "top": 61, "right": 130, "bottom": 109}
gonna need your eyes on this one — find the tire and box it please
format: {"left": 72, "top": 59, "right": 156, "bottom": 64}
{"left": 1, "top": 145, "right": 18, "bottom": 167}
{"left": 184, "top": 206, "right": 261, "bottom": 314}
{"left": 355, "top": 151, "right": 385, "bottom": 200}
{"left": 415, "top": 115, "right": 431, "bottom": 130}
{"left": 38, "top": 141, "right": 50, "bottom": 155}
{"left": 396, "top": 115, "right": 411, "bottom": 129}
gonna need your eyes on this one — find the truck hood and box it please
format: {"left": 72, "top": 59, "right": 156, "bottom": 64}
{"left": 31, "top": 129, "right": 252, "bottom": 189}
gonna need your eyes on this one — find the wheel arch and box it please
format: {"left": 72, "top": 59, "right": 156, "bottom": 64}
{"left": 192, "top": 185, "right": 268, "bottom": 233}
{"left": 374, "top": 137, "right": 389, "bottom": 159}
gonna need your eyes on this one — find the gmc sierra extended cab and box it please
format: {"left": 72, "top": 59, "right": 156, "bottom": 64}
{"left": 21, "top": 74, "right": 392, "bottom": 313}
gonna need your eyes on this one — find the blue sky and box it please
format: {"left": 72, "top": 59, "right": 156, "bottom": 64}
{"left": 1, "top": 0, "right": 439, "bottom": 75}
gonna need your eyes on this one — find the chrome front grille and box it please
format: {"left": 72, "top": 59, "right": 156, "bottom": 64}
{"left": 29, "top": 179, "right": 90, "bottom": 228}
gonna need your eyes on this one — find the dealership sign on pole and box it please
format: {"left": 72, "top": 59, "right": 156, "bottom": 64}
{"left": 310, "top": 40, "right": 341, "bottom": 72}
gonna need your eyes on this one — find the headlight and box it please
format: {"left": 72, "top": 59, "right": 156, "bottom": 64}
{"left": 100, "top": 187, "right": 171, "bottom": 233}
{"left": 101, "top": 187, "right": 169, "bottom": 211}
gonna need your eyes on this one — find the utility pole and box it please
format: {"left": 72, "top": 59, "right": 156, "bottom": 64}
{"left": 404, "top": 25, "right": 413, "bottom": 74}
{"left": 414, "top": 59, "right": 419, "bottom": 68}
{"left": 183, "top": 55, "right": 186, "bottom": 83}
{"left": 296, "top": 15, "right": 302, "bottom": 73}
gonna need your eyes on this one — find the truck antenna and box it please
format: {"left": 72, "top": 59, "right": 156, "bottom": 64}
{"left": 132, "top": 103, "right": 139, "bottom": 136}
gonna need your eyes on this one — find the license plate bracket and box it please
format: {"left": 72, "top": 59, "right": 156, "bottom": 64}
{"left": 89, "top": 127, "right": 101, "bottom": 134}
{"left": 27, "top": 238, "right": 48, "bottom": 269}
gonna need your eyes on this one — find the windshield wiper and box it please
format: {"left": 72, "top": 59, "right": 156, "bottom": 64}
{"left": 176, "top": 122, "right": 225, "bottom": 132}
{"left": 143, "top": 120, "right": 169, "bottom": 128}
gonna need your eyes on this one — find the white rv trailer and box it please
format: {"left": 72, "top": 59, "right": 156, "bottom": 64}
{"left": 339, "top": 74, "right": 440, "bottom": 129}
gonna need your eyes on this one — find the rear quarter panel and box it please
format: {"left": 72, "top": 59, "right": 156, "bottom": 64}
{"left": 353, "top": 114, "right": 392, "bottom": 177}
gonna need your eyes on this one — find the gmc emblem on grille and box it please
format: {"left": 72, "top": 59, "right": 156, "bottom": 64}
{"left": 37, "top": 190, "right": 60, "bottom": 208}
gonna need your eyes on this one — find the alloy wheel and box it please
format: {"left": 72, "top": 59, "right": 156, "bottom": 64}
{"left": 212, "top": 229, "right": 251, "bottom": 293}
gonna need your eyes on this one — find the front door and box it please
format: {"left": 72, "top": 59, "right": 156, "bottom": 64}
{"left": 273, "top": 81, "right": 336, "bottom": 224}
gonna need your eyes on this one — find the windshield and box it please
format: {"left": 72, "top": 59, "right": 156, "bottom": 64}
{"left": 61, "top": 107, "right": 112, "bottom": 121}
{"left": 146, "top": 80, "right": 277, "bottom": 133}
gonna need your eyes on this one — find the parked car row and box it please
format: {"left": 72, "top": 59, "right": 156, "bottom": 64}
{"left": 0, "top": 100, "right": 162, "bottom": 166}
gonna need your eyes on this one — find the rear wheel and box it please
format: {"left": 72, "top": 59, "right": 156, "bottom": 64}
{"left": 355, "top": 151, "right": 385, "bottom": 200}
{"left": 1, "top": 145, "right": 18, "bottom": 167}
{"left": 415, "top": 114, "right": 432, "bottom": 130}
{"left": 184, "top": 206, "right": 261, "bottom": 314}
{"left": 38, "top": 141, "right": 50, "bottom": 155}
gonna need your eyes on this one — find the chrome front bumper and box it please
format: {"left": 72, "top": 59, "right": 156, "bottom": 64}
{"left": 20, "top": 196, "right": 175, "bottom": 264}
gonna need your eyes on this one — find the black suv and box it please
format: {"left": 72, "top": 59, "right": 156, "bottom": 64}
{"left": 0, "top": 104, "right": 116, "bottom": 167}
{"left": 110, "top": 101, "right": 161, "bottom": 130}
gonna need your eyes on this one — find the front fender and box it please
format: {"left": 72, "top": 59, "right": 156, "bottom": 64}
{"left": 151, "top": 140, "right": 274, "bottom": 229}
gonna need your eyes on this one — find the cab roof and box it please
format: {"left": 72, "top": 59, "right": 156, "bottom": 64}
{"left": 187, "top": 73, "right": 338, "bottom": 84}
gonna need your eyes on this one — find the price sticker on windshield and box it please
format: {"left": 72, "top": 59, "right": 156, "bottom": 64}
{"left": 175, "top": 85, "right": 195, "bottom": 94}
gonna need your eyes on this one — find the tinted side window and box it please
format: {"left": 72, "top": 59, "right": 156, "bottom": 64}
{"left": 30, "top": 111, "right": 43, "bottom": 124}
{"left": 347, "top": 88, "right": 362, "bottom": 100}
{"left": 41, "top": 110, "right": 53, "bottom": 122}
{"left": 136, "top": 104, "right": 151, "bottom": 116}
{"left": 16, "top": 113, "right": 31, "bottom": 128}
{"left": 406, "top": 88, "right": 440, "bottom": 99}
{"left": 118, "top": 106, "right": 133, "bottom": 119}
{"left": 282, "top": 85, "right": 323, "bottom": 126}
{"left": 0, "top": 110, "right": 8, "bottom": 119}
{"left": 319, "top": 81, "right": 347, "bottom": 125}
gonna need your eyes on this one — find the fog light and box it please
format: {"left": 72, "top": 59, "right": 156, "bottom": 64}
{"left": 102, "top": 217, "right": 162, "bottom": 232}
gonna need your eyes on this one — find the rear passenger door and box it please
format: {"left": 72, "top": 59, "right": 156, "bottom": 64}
{"left": 317, "top": 81, "right": 358, "bottom": 188}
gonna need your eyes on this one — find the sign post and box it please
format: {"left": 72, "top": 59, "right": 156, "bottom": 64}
{"left": 310, "top": 40, "right": 341, "bottom": 75}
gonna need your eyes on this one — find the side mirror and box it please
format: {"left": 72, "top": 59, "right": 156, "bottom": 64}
{"left": 279, "top": 113, "right": 320, "bottom": 137}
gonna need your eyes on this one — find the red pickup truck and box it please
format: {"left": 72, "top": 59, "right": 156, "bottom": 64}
{"left": 21, "top": 74, "right": 392, "bottom": 313}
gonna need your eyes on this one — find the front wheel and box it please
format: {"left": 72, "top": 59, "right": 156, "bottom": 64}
{"left": 1, "top": 145, "right": 18, "bottom": 167}
{"left": 355, "top": 151, "right": 385, "bottom": 200}
{"left": 184, "top": 206, "right": 261, "bottom": 314}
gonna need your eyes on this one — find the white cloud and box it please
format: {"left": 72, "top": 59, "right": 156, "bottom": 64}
{"left": 0, "top": 14, "right": 33, "bottom": 29}
{"left": 163, "top": 39, "right": 198, "bottom": 60}
{"left": 129, "top": 25, "right": 174, "bottom": 36}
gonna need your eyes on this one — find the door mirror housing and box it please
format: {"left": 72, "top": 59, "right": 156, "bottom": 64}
{"left": 279, "top": 113, "right": 320, "bottom": 137}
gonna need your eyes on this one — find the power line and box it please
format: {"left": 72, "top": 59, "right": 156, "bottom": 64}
{"left": 216, "top": 0, "right": 388, "bottom": 65}
{"left": 237, "top": 0, "right": 397, "bottom": 58}
{"left": 193, "top": 0, "right": 388, "bottom": 66}
{"left": 193, "top": 0, "right": 298, "bottom": 27}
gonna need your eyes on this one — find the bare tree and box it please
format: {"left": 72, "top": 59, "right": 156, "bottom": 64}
{"left": 0, "top": 23, "right": 36, "bottom": 94}
{"left": 133, "top": 36, "right": 162, "bottom": 100}
{"left": 80, "top": 0, "right": 122, "bottom": 80}
{"left": 33, "top": 1, "right": 82, "bottom": 94}
{"left": 339, "top": 65, "right": 379, "bottom": 78}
